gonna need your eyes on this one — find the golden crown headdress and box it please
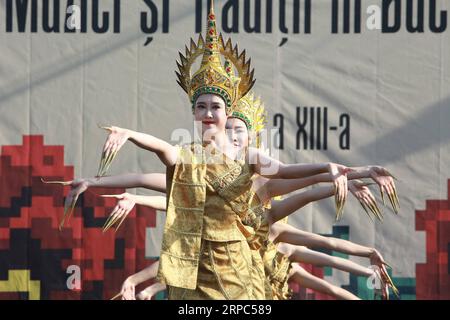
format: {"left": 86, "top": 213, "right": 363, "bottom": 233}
{"left": 232, "top": 91, "right": 266, "bottom": 133}
{"left": 176, "top": 0, "right": 255, "bottom": 114}
{"left": 229, "top": 90, "right": 267, "bottom": 149}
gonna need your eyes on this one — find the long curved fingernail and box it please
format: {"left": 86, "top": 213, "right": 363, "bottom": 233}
{"left": 393, "top": 187, "right": 400, "bottom": 210}
{"left": 379, "top": 187, "right": 385, "bottom": 206}
{"left": 359, "top": 201, "right": 374, "bottom": 222}
{"left": 368, "top": 202, "right": 382, "bottom": 222}
{"left": 115, "top": 214, "right": 127, "bottom": 232}
{"left": 102, "top": 150, "right": 118, "bottom": 176}
{"left": 41, "top": 178, "right": 71, "bottom": 186}
{"left": 387, "top": 192, "right": 398, "bottom": 214}
{"left": 102, "top": 216, "right": 112, "bottom": 232}
{"left": 110, "top": 292, "right": 122, "bottom": 300}
{"left": 103, "top": 214, "right": 119, "bottom": 232}
{"left": 97, "top": 150, "right": 106, "bottom": 177}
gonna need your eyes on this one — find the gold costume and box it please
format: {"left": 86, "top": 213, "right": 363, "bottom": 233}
{"left": 260, "top": 227, "right": 293, "bottom": 300}
{"left": 248, "top": 205, "right": 293, "bottom": 300}
{"left": 158, "top": 144, "right": 266, "bottom": 299}
{"left": 158, "top": 0, "right": 272, "bottom": 300}
{"left": 230, "top": 91, "right": 292, "bottom": 300}
{"left": 263, "top": 245, "right": 292, "bottom": 300}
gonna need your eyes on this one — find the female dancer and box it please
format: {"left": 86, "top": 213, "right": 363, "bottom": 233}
{"left": 44, "top": 1, "right": 398, "bottom": 300}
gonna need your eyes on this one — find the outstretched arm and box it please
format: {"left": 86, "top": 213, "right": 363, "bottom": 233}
{"left": 127, "top": 130, "right": 178, "bottom": 167}
{"left": 41, "top": 173, "right": 166, "bottom": 230}
{"left": 268, "top": 180, "right": 383, "bottom": 252}
{"left": 120, "top": 261, "right": 161, "bottom": 300}
{"left": 98, "top": 126, "right": 178, "bottom": 176}
{"left": 311, "top": 166, "right": 399, "bottom": 213}
{"left": 130, "top": 195, "right": 166, "bottom": 211}
{"left": 279, "top": 243, "right": 373, "bottom": 278}
{"left": 261, "top": 174, "right": 331, "bottom": 201}
{"left": 250, "top": 148, "right": 331, "bottom": 179}
{"left": 265, "top": 179, "right": 381, "bottom": 224}
{"left": 86, "top": 173, "right": 166, "bottom": 192}
{"left": 250, "top": 148, "right": 348, "bottom": 213}
{"left": 102, "top": 193, "right": 167, "bottom": 232}
{"left": 136, "top": 282, "right": 167, "bottom": 300}
{"left": 288, "top": 264, "right": 359, "bottom": 300}
{"left": 272, "top": 223, "right": 375, "bottom": 259}
{"left": 272, "top": 225, "right": 398, "bottom": 298}
{"left": 267, "top": 185, "right": 335, "bottom": 223}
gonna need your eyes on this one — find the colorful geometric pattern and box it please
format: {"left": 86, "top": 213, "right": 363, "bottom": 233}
{"left": 290, "top": 226, "right": 416, "bottom": 300}
{"left": 415, "top": 180, "right": 450, "bottom": 299}
{"left": 0, "top": 270, "right": 40, "bottom": 300}
{"left": 294, "top": 184, "right": 450, "bottom": 300}
{"left": 0, "top": 135, "right": 158, "bottom": 299}
{"left": 0, "top": 135, "right": 449, "bottom": 299}
{"left": 342, "top": 271, "right": 416, "bottom": 300}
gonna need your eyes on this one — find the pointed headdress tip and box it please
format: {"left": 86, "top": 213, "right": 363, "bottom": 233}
{"left": 209, "top": 0, "right": 215, "bottom": 16}
{"left": 232, "top": 91, "right": 267, "bottom": 133}
{"left": 175, "top": 0, "right": 256, "bottom": 113}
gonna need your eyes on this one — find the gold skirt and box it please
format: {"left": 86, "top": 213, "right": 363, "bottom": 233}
{"left": 168, "top": 239, "right": 266, "bottom": 300}
{"left": 265, "top": 250, "right": 292, "bottom": 300}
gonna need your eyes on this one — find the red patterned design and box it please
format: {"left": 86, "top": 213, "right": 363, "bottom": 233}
{"left": 0, "top": 135, "right": 158, "bottom": 299}
{"left": 415, "top": 180, "right": 450, "bottom": 299}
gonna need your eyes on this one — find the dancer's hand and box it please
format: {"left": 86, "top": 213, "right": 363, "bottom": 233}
{"left": 348, "top": 180, "right": 383, "bottom": 221}
{"left": 328, "top": 163, "right": 350, "bottom": 221}
{"left": 373, "top": 264, "right": 399, "bottom": 300}
{"left": 120, "top": 277, "right": 136, "bottom": 300}
{"left": 368, "top": 166, "right": 399, "bottom": 214}
{"left": 41, "top": 178, "right": 89, "bottom": 230}
{"left": 369, "top": 248, "right": 388, "bottom": 268}
{"left": 136, "top": 288, "right": 153, "bottom": 300}
{"left": 136, "top": 282, "right": 166, "bottom": 300}
{"left": 370, "top": 250, "right": 399, "bottom": 300}
{"left": 373, "top": 268, "right": 390, "bottom": 300}
{"left": 101, "top": 193, "right": 136, "bottom": 232}
{"left": 97, "top": 125, "right": 130, "bottom": 177}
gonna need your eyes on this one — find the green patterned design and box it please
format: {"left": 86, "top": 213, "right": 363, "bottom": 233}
{"left": 231, "top": 111, "right": 253, "bottom": 130}
{"left": 192, "top": 86, "right": 233, "bottom": 112}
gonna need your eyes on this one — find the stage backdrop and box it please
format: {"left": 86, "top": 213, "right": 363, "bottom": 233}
{"left": 0, "top": 0, "right": 449, "bottom": 299}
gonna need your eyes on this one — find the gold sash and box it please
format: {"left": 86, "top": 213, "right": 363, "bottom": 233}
{"left": 157, "top": 143, "right": 267, "bottom": 289}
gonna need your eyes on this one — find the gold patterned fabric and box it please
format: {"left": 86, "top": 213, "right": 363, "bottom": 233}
{"left": 248, "top": 211, "right": 292, "bottom": 300}
{"left": 157, "top": 143, "right": 266, "bottom": 299}
{"left": 167, "top": 239, "right": 265, "bottom": 300}
{"left": 262, "top": 242, "right": 293, "bottom": 300}
{"left": 203, "top": 149, "right": 266, "bottom": 241}
{"left": 157, "top": 143, "right": 206, "bottom": 290}
{"left": 264, "top": 216, "right": 293, "bottom": 300}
